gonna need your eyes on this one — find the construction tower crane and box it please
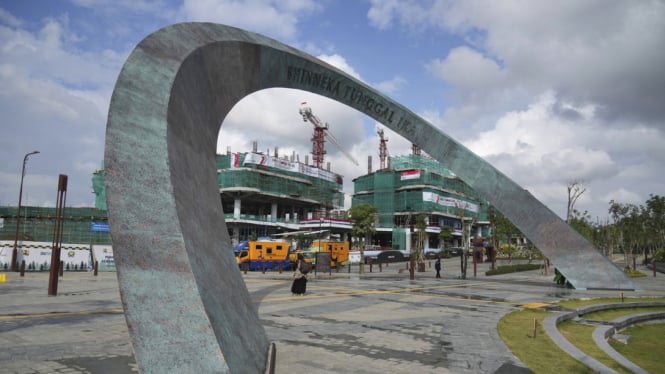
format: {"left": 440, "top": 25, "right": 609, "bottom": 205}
{"left": 377, "top": 127, "right": 389, "bottom": 170}
{"left": 299, "top": 102, "right": 359, "bottom": 168}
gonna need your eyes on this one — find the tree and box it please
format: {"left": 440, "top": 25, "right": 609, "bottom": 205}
{"left": 645, "top": 194, "right": 665, "bottom": 263}
{"left": 492, "top": 211, "right": 521, "bottom": 263}
{"left": 439, "top": 225, "right": 452, "bottom": 256}
{"left": 414, "top": 213, "right": 427, "bottom": 269}
{"left": 347, "top": 203, "right": 377, "bottom": 273}
{"left": 568, "top": 209, "right": 594, "bottom": 242}
{"left": 567, "top": 181, "right": 586, "bottom": 223}
{"left": 294, "top": 233, "right": 313, "bottom": 252}
{"left": 454, "top": 202, "right": 474, "bottom": 279}
{"left": 609, "top": 200, "right": 646, "bottom": 270}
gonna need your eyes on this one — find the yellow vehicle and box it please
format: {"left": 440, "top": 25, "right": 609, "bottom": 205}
{"left": 235, "top": 240, "right": 291, "bottom": 270}
{"left": 289, "top": 251, "right": 316, "bottom": 268}
{"left": 311, "top": 240, "right": 350, "bottom": 268}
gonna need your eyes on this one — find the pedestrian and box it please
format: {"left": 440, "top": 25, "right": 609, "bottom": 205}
{"left": 291, "top": 258, "right": 308, "bottom": 295}
{"left": 553, "top": 268, "right": 566, "bottom": 286}
{"left": 435, "top": 257, "right": 442, "bottom": 278}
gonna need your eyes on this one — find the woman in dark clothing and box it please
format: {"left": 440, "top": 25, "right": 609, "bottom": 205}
{"left": 291, "top": 259, "right": 308, "bottom": 295}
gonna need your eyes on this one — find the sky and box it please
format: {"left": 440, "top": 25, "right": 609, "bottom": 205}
{"left": 0, "top": 0, "right": 663, "bottom": 222}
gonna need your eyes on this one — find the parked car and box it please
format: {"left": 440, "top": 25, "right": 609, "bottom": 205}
{"left": 424, "top": 249, "right": 442, "bottom": 259}
{"left": 442, "top": 247, "right": 464, "bottom": 257}
{"left": 376, "top": 250, "right": 405, "bottom": 263}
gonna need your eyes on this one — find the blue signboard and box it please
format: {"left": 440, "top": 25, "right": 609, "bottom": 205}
{"left": 91, "top": 222, "right": 110, "bottom": 232}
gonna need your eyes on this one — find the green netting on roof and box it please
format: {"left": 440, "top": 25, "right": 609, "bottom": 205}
{"left": 390, "top": 154, "right": 456, "bottom": 177}
{"left": 218, "top": 153, "right": 344, "bottom": 207}
{"left": 0, "top": 206, "right": 110, "bottom": 244}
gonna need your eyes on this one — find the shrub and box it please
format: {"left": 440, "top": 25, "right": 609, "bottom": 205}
{"left": 655, "top": 247, "right": 665, "bottom": 262}
{"left": 486, "top": 263, "right": 541, "bottom": 276}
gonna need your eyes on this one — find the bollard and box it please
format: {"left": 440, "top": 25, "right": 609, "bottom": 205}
{"left": 20, "top": 260, "right": 25, "bottom": 277}
{"left": 279, "top": 264, "right": 282, "bottom": 274}
{"left": 59, "top": 260, "right": 64, "bottom": 277}
{"left": 533, "top": 318, "right": 538, "bottom": 338}
{"left": 348, "top": 263, "right": 351, "bottom": 273}
{"left": 244, "top": 263, "right": 248, "bottom": 274}
{"left": 368, "top": 259, "right": 373, "bottom": 273}
{"left": 94, "top": 261, "right": 99, "bottom": 276}
{"left": 0, "top": 273, "right": 5, "bottom": 283}
{"left": 379, "top": 263, "right": 382, "bottom": 272}
{"left": 620, "top": 292, "right": 624, "bottom": 302}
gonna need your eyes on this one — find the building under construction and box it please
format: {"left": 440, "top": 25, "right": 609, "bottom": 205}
{"left": 353, "top": 140, "right": 490, "bottom": 253}
{"left": 216, "top": 145, "right": 351, "bottom": 245}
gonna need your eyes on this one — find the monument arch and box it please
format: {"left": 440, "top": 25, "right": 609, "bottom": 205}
{"left": 105, "top": 22, "right": 634, "bottom": 373}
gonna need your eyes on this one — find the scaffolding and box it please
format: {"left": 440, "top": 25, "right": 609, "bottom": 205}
{"left": 218, "top": 152, "right": 344, "bottom": 208}
{"left": 352, "top": 154, "right": 489, "bottom": 227}
{"left": 0, "top": 206, "right": 110, "bottom": 245}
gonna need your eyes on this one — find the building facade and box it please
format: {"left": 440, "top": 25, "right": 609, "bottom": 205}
{"left": 352, "top": 153, "right": 490, "bottom": 252}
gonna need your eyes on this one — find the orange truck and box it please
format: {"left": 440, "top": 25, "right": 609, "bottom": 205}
{"left": 235, "top": 240, "right": 291, "bottom": 270}
{"left": 310, "top": 240, "right": 350, "bottom": 268}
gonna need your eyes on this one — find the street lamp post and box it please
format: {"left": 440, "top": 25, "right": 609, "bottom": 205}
{"left": 11, "top": 151, "right": 40, "bottom": 272}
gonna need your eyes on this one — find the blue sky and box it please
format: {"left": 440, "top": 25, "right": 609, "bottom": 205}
{"left": 1, "top": 0, "right": 664, "bottom": 221}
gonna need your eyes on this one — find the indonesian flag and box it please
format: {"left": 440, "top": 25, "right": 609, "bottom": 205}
{"left": 400, "top": 169, "right": 421, "bottom": 180}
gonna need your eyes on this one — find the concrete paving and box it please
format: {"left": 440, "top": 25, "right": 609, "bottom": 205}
{"left": 1, "top": 257, "right": 663, "bottom": 374}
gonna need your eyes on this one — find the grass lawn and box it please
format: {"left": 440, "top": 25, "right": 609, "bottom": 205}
{"left": 557, "top": 297, "right": 665, "bottom": 309}
{"left": 498, "top": 298, "right": 665, "bottom": 373}
{"left": 558, "top": 321, "right": 631, "bottom": 373}
{"left": 497, "top": 309, "right": 592, "bottom": 373}
{"left": 581, "top": 307, "right": 665, "bottom": 322}
{"left": 609, "top": 322, "right": 665, "bottom": 373}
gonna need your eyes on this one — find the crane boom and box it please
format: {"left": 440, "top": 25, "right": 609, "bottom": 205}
{"left": 299, "top": 103, "right": 359, "bottom": 167}
{"left": 324, "top": 131, "right": 359, "bottom": 166}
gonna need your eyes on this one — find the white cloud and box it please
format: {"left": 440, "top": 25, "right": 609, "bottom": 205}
{"left": 426, "top": 46, "right": 504, "bottom": 92}
{"left": 317, "top": 54, "right": 362, "bottom": 80}
{"left": 180, "top": 0, "right": 320, "bottom": 41}
{"left": 374, "top": 76, "right": 406, "bottom": 95}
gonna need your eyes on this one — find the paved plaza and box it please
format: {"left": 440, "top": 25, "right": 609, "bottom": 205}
{"left": 1, "top": 257, "right": 663, "bottom": 373}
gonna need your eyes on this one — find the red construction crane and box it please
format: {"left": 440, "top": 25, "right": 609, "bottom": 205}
{"left": 299, "top": 103, "right": 359, "bottom": 169}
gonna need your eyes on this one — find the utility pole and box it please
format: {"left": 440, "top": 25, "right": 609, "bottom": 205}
{"left": 11, "top": 150, "right": 39, "bottom": 272}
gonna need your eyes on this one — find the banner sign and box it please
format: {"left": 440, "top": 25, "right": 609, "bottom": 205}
{"left": 91, "top": 222, "right": 110, "bottom": 232}
{"left": 422, "top": 191, "right": 478, "bottom": 213}
{"left": 0, "top": 241, "right": 10, "bottom": 270}
{"left": 0, "top": 241, "right": 91, "bottom": 271}
{"left": 240, "top": 152, "right": 342, "bottom": 185}
{"left": 92, "top": 245, "right": 115, "bottom": 272}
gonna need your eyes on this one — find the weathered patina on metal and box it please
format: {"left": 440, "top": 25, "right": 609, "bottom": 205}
{"left": 104, "top": 22, "right": 634, "bottom": 374}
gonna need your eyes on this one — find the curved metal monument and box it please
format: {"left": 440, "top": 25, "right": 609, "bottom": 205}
{"left": 104, "top": 22, "right": 634, "bottom": 373}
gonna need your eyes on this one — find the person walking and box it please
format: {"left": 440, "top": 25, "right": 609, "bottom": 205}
{"left": 435, "top": 257, "right": 442, "bottom": 279}
{"left": 291, "top": 256, "right": 308, "bottom": 295}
